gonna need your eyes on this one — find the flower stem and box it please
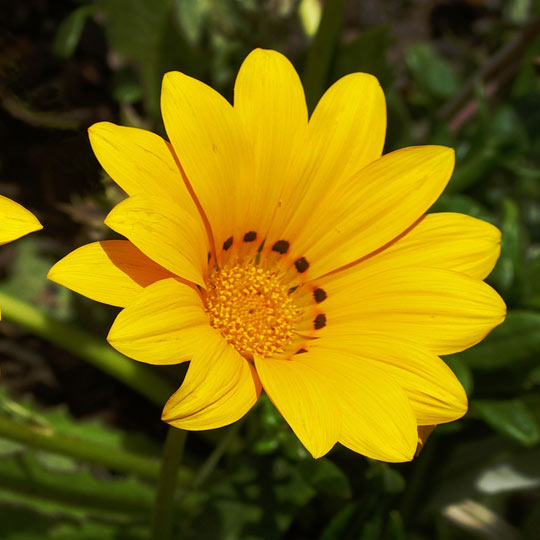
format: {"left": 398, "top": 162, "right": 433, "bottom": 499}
{"left": 302, "top": 0, "right": 347, "bottom": 112}
{"left": 0, "top": 413, "right": 193, "bottom": 484}
{"left": 192, "top": 418, "right": 244, "bottom": 489}
{"left": 151, "top": 426, "right": 187, "bottom": 540}
{"left": 0, "top": 291, "right": 174, "bottom": 406}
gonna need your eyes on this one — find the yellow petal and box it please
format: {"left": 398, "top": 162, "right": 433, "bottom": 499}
{"left": 257, "top": 347, "right": 417, "bottom": 461}
{"left": 285, "top": 145, "right": 455, "bottom": 279}
{"left": 359, "top": 212, "right": 501, "bottom": 280}
{"left": 310, "top": 347, "right": 417, "bottom": 462}
{"left": 308, "top": 72, "right": 386, "bottom": 181}
{"left": 233, "top": 48, "right": 308, "bottom": 240}
{"left": 263, "top": 72, "right": 385, "bottom": 255}
{"left": 88, "top": 122, "right": 199, "bottom": 219}
{"left": 48, "top": 241, "right": 174, "bottom": 307}
{"left": 0, "top": 195, "right": 42, "bottom": 245}
{"left": 162, "top": 333, "right": 261, "bottom": 430}
{"left": 320, "top": 266, "right": 506, "bottom": 356}
{"left": 255, "top": 354, "right": 340, "bottom": 458}
{"left": 161, "top": 69, "right": 249, "bottom": 253}
{"left": 107, "top": 278, "right": 210, "bottom": 365}
{"left": 314, "top": 336, "right": 467, "bottom": 425}
{"left": 105, "top": 194, "right": 208, "bottom": 287}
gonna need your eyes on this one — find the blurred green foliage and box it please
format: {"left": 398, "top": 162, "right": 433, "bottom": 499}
{"left": 2, "top": 0, "right": 540, "bottom": 538}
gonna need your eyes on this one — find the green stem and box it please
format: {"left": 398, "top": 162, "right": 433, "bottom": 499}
{"left": 0, "top": 414, "right": 164, "bottom": 482}
{"left": 192, "top": 418, "right": 244, "bottom": 489}
{"left": 151, "top": 426, "right": 187, "bottom": 540}
{"left": 302, "top": 0, "right": 347, "bottom": 112}
{"left": 0, "top": 291, "right": 174, "bottom": 406}
{"left": 0, "top": 453, "right": 152, "bottom": 516}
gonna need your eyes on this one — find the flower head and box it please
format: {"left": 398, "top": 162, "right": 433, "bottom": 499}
{"left": 0, "top": 196, "right": 42, "bottom": 318}
{"left": 48, "top": 49, "right": 505, "bottom": 461}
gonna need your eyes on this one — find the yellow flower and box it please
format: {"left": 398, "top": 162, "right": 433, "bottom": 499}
{"left": 0, "top": 196, "right": 42, "bottom": 318}
{"left": 48, "top": 49, "right": 505, "bottom": 461}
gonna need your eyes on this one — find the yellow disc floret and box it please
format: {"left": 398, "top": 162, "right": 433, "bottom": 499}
{"left": 205, "top": 263, "right": 299, "bottom": 358}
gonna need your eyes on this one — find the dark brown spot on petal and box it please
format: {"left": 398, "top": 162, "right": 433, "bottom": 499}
{"left": 295, "top": 348, "right": 308, "bottom": 354}
{"left": 272, "top": 240, "right": 290, "bottom": 254}
{"left": 223, "top": 237, "right": 233, "bottom": 251}
{"left": 314, "top": 313, "right": 326, "bottom": 330}
{"left": 313, "top": 288, "right": 327, "bottom": 303}
{"left": 288, "top": 286, "right": 298, "bottom": 295}
{"left": 294, "top": 257, "right": 309, "bottom": 273}
{"left": 243, "top": 231, "right": 257, "bottom": 242}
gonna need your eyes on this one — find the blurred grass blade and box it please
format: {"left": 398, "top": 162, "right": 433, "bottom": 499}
{"left": 0, "top": 415, "right": 161, "bottom": 481}
{"left": 0, "top": 291, "right": 174, "bottom": 406}
{"left": 0, "top": 451, "right": 154, "bottom": 516}
{"left": 302, "top": 0, "right": 347, "bottom": 112}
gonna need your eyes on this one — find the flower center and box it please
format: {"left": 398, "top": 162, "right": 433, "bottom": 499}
{"left": 205, "top": 263, "right": 299, "bottom": 358}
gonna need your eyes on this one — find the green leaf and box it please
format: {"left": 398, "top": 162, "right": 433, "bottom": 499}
{"left": 473, "top": 399, "right": 540, "bottom": 447}
{"left": 0, "top": 451, "right": 155, "bottom": 516}
{"left": 490, "top": 199, "right": 527, "bottom": 300}
{"left": 52, "top": 5, "right": 94, "bottom": 58}
{"left": 299, "top": 458, "right": 352, "bottom": 500}
{"left": 405, "top": 43, "right": 459, "bottom": 99}
{"left": 445, "top": 356, "right": 474, "bottom": 396}
{"left": 99, "top": 0, "right": 178, "bottom": 118}
{"left": 450, "top": 311, "right": 540, "bottom": 370}
{"left": 333, "top": 26, "right": 393, "bottom": 87}
{"left": 0, "top": 436, "right": 25, "bottom": 457}
{"left": 431, "top": 194, "right": 493, "bottom": 222}
{"left": 173, "top": 0, "right": 211, "bottom": 45}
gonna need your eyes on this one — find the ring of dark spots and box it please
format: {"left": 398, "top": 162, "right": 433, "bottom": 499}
{"left": 294, "top": 257, "right": 309, "bottom": 273}
{"left": 288, "top": 286, "right": 298, "bottom": 295}
{"left": 314, "top": 313, "right": 326, "bottom": 330}
{"left": 223, "top": 236, "right": 233, "bottom": 251}
{"left": 313, "top": 288, "right": 327, "bottom": 303}
{"left": 272, "top": 240, "right": 290, "bottom": 254}
{"left": 243, "top": 231, "right": 257, "bottom": 242}
{"left": 295, "top": 348, "right": 308, "bottom": 354}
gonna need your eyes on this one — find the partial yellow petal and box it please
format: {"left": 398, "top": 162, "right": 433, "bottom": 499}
{"left": 307, "top": 347, "right": 417, "bottom": 462}
{"left": 233, "top": 48, "right": 308, "bottom": 241}
{"left": 263, "top": 72, "right": 385, "bottom": 257}
{"left": 107, "top": 278, "right": 210, "bottom": 365}
{"left": 88, "top": 122, "right": 199, "bottom": 219}
{"left": 360, "top": 212, "right": 501, "bottom": 280}
{"left": 308, "top": 73, "right": 386, "bottom": 181}
{"left": 161, "top": 70, "right": 249, "bottom": 253}
{"left": 48, "top": 241, "right": 174, "bottom": 307}
{"left": 284, "top": 145, "right": 455, "bottom": 280}
{"left": 319, "top": 266, "right": 506, "bottom": 356}
{"left": 162, "top": 333, "right": 260, "bottom": 430}
{"left": 105, "top": 195, "right": 208, "bottom": 287}
{"left": 0, "top": 195, "right": 42, "bottom": 245}
{"left": 314, "top": 336, "right": 467, "bottom": 425}
{"left": 258, "top": 348, "right": 417, "bottom": 461}
{"left": 255, "top": 355, "right": 340, "bottom": 458}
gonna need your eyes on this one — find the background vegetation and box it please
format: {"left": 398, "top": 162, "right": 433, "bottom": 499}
{"left": 1, "top": 0, "right": 540, "bottom": 538}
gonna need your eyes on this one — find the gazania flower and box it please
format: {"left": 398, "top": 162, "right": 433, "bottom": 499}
{"left": 48, "top": 49, "right": 505, "bottom": 461}
{"left": 0, "top": 196, "right": 42, "bottom": 318}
